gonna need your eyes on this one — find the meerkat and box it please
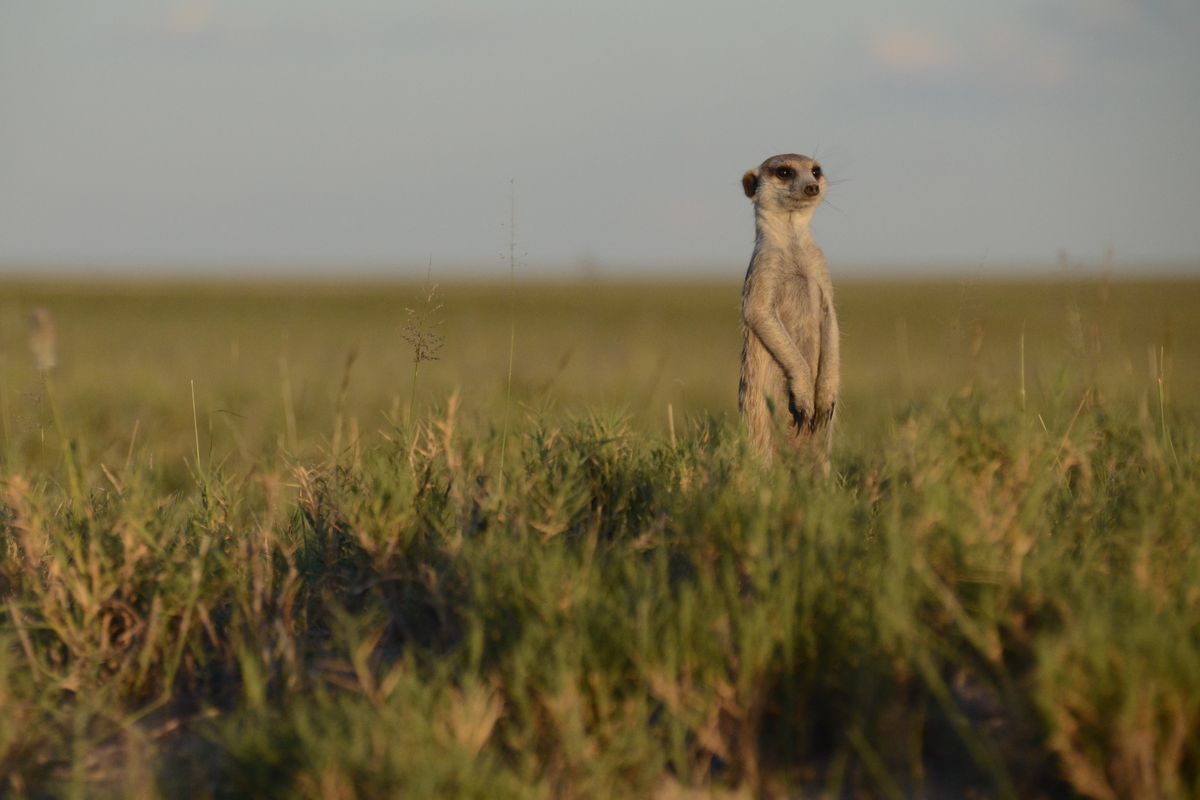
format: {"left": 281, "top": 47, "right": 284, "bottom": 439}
{"left": 738, "top": 153, "right": 839, "bottom": 466}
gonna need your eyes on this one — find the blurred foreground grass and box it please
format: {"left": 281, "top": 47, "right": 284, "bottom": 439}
{"left": 0, "top": 277, "right": 1197, "bottom": 797}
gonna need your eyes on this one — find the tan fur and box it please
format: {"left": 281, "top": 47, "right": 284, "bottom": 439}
{"left": 738, "top": 153, "right": 840, "bottom": 468}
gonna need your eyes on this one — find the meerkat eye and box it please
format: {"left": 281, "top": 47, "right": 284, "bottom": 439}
{"left": 812, "top": 165, "right": 823, "bottom": 180}
{"left": 776, "top": 167, "right": 795, "bottom": 180}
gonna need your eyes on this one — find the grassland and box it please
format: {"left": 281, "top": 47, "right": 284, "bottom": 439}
{"left": 0, "top": 275, "right": 1197, "bottom": 798}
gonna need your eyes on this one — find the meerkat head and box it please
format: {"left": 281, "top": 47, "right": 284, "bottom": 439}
{"left": 741, "top": 154, "right": 826, "bottom": 214}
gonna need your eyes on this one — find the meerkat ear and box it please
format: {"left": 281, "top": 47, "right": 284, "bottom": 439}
{"left": 742, "top": 170, "right": 759, "bottom": 199}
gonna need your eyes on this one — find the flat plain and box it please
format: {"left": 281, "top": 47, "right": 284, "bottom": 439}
{"left": 1, "top": 276, "right": 1197, "bottom": 797}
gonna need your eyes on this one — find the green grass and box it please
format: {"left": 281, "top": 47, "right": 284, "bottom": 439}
{"left": 0, "top": 276, "right": 1198, "bottom": 798}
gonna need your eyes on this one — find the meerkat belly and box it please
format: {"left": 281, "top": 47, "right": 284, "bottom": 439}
{"left": 777, "top": 280, "right": 823, "bottom": 372}
{"left": 779, "top": 308, "right": 819, "bottom": 364}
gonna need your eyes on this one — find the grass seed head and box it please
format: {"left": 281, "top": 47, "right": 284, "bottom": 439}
{"left": 402, "top": 284, "right": 445, "bottom": 365}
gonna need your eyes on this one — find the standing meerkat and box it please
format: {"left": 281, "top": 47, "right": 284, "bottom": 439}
{"left": 738, "top": 153, "right": 839, "bottom": 466}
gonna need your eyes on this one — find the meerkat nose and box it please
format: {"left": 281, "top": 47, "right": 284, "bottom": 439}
{"left": 803, "top": 184, "right": 820, "bottom": 197}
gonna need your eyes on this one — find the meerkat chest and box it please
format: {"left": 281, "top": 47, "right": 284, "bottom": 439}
{"left": 776, "top": 272, "right": 824, "bottom": 333}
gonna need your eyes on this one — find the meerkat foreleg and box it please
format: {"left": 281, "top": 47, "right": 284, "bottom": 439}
{"left": 814, "top": 304, "right": 840, "bottom": 430}
{"left": 742, "top": 275, "right": 816, "bottom": 429}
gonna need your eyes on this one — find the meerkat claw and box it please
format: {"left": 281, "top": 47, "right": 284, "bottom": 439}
{"left": 787, "top": 396, "right": 809, "bottom": 430}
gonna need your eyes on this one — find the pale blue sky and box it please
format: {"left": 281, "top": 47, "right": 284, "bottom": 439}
{"left": 2, "top": 1, "right": 1198, "bottom": 277}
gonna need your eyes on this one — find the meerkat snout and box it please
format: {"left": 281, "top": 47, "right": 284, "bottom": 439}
{"left": 803, "top": 184, "right": 819, "bottom": 197}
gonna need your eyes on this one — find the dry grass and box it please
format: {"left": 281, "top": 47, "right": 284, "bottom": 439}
{"left": 0, "top": 276, "right": 1197, "bottom": 798}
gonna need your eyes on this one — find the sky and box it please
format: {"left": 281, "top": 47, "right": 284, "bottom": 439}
{"left": 1, "top": 0, "right": 1198, "bottom": 279}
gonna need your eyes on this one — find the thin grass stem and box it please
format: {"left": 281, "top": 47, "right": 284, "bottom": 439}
{"left": 43, "top": 375, "right": 84, "bottom": 515}
{"left": 1019, "top": 322, "right": 1027, "bottom": 415}
{"left": 1157, "top": 345, "right": 1178, "bottom": 466}
{"left": 191, "top": 379, "right": 205, "bottom": 484}
{"left": 498, "top": 178, "right": 517, "bottom": 491}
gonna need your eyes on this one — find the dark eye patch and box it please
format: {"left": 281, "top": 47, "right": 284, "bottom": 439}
{"left": 776, "top": 167, "right": 795, "bottom": 180}
{"left": 812, "top": 165, "right": 823, "bottom": 179}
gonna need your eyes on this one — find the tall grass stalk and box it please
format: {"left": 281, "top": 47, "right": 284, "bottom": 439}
{"left": 190, "top": 379, "right": 205, "bottom": 485}
{"left": 498, "top": 178, "right": 518, "bottom": 490}
{"left": 28, "top": 309, "right": 83, "bottom": 514}
{"left": 1018, "top": 322, "right": 1027, "bottom": 414}
{"left": 41, "top": 376, "right": 84, "bottom": 514}
{"left": 896, "top": 316, "right": 913, "bottom": 399}
{"left": 279, "top": 355, "right": 298, "bottom": 452}
{"left": 1053, "top": 390, "right": 1090, "bottom": 467}
{"left": 401, "top": 262, "right": 444, "bottom": 437}
{"left": 1157, "top": 344, "right": 1178, "bottom": 465}
{"left": 667, "top": 402, "right": 677, "bottom": 449}
{"left": 1, "top": 352, "right": 11, "bottom": 465}
{"left": 331, "top": 348, "right": 358, "bottom": 457}
{"left": 123, "top": 418, "right": 140, "bottom": 472}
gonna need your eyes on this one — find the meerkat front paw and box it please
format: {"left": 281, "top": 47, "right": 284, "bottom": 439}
{"left": 813, "top": 397, "right": 837, "bottom": 430}
{"left": 787, "top": 383, "right": 815, "bottom": 431}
